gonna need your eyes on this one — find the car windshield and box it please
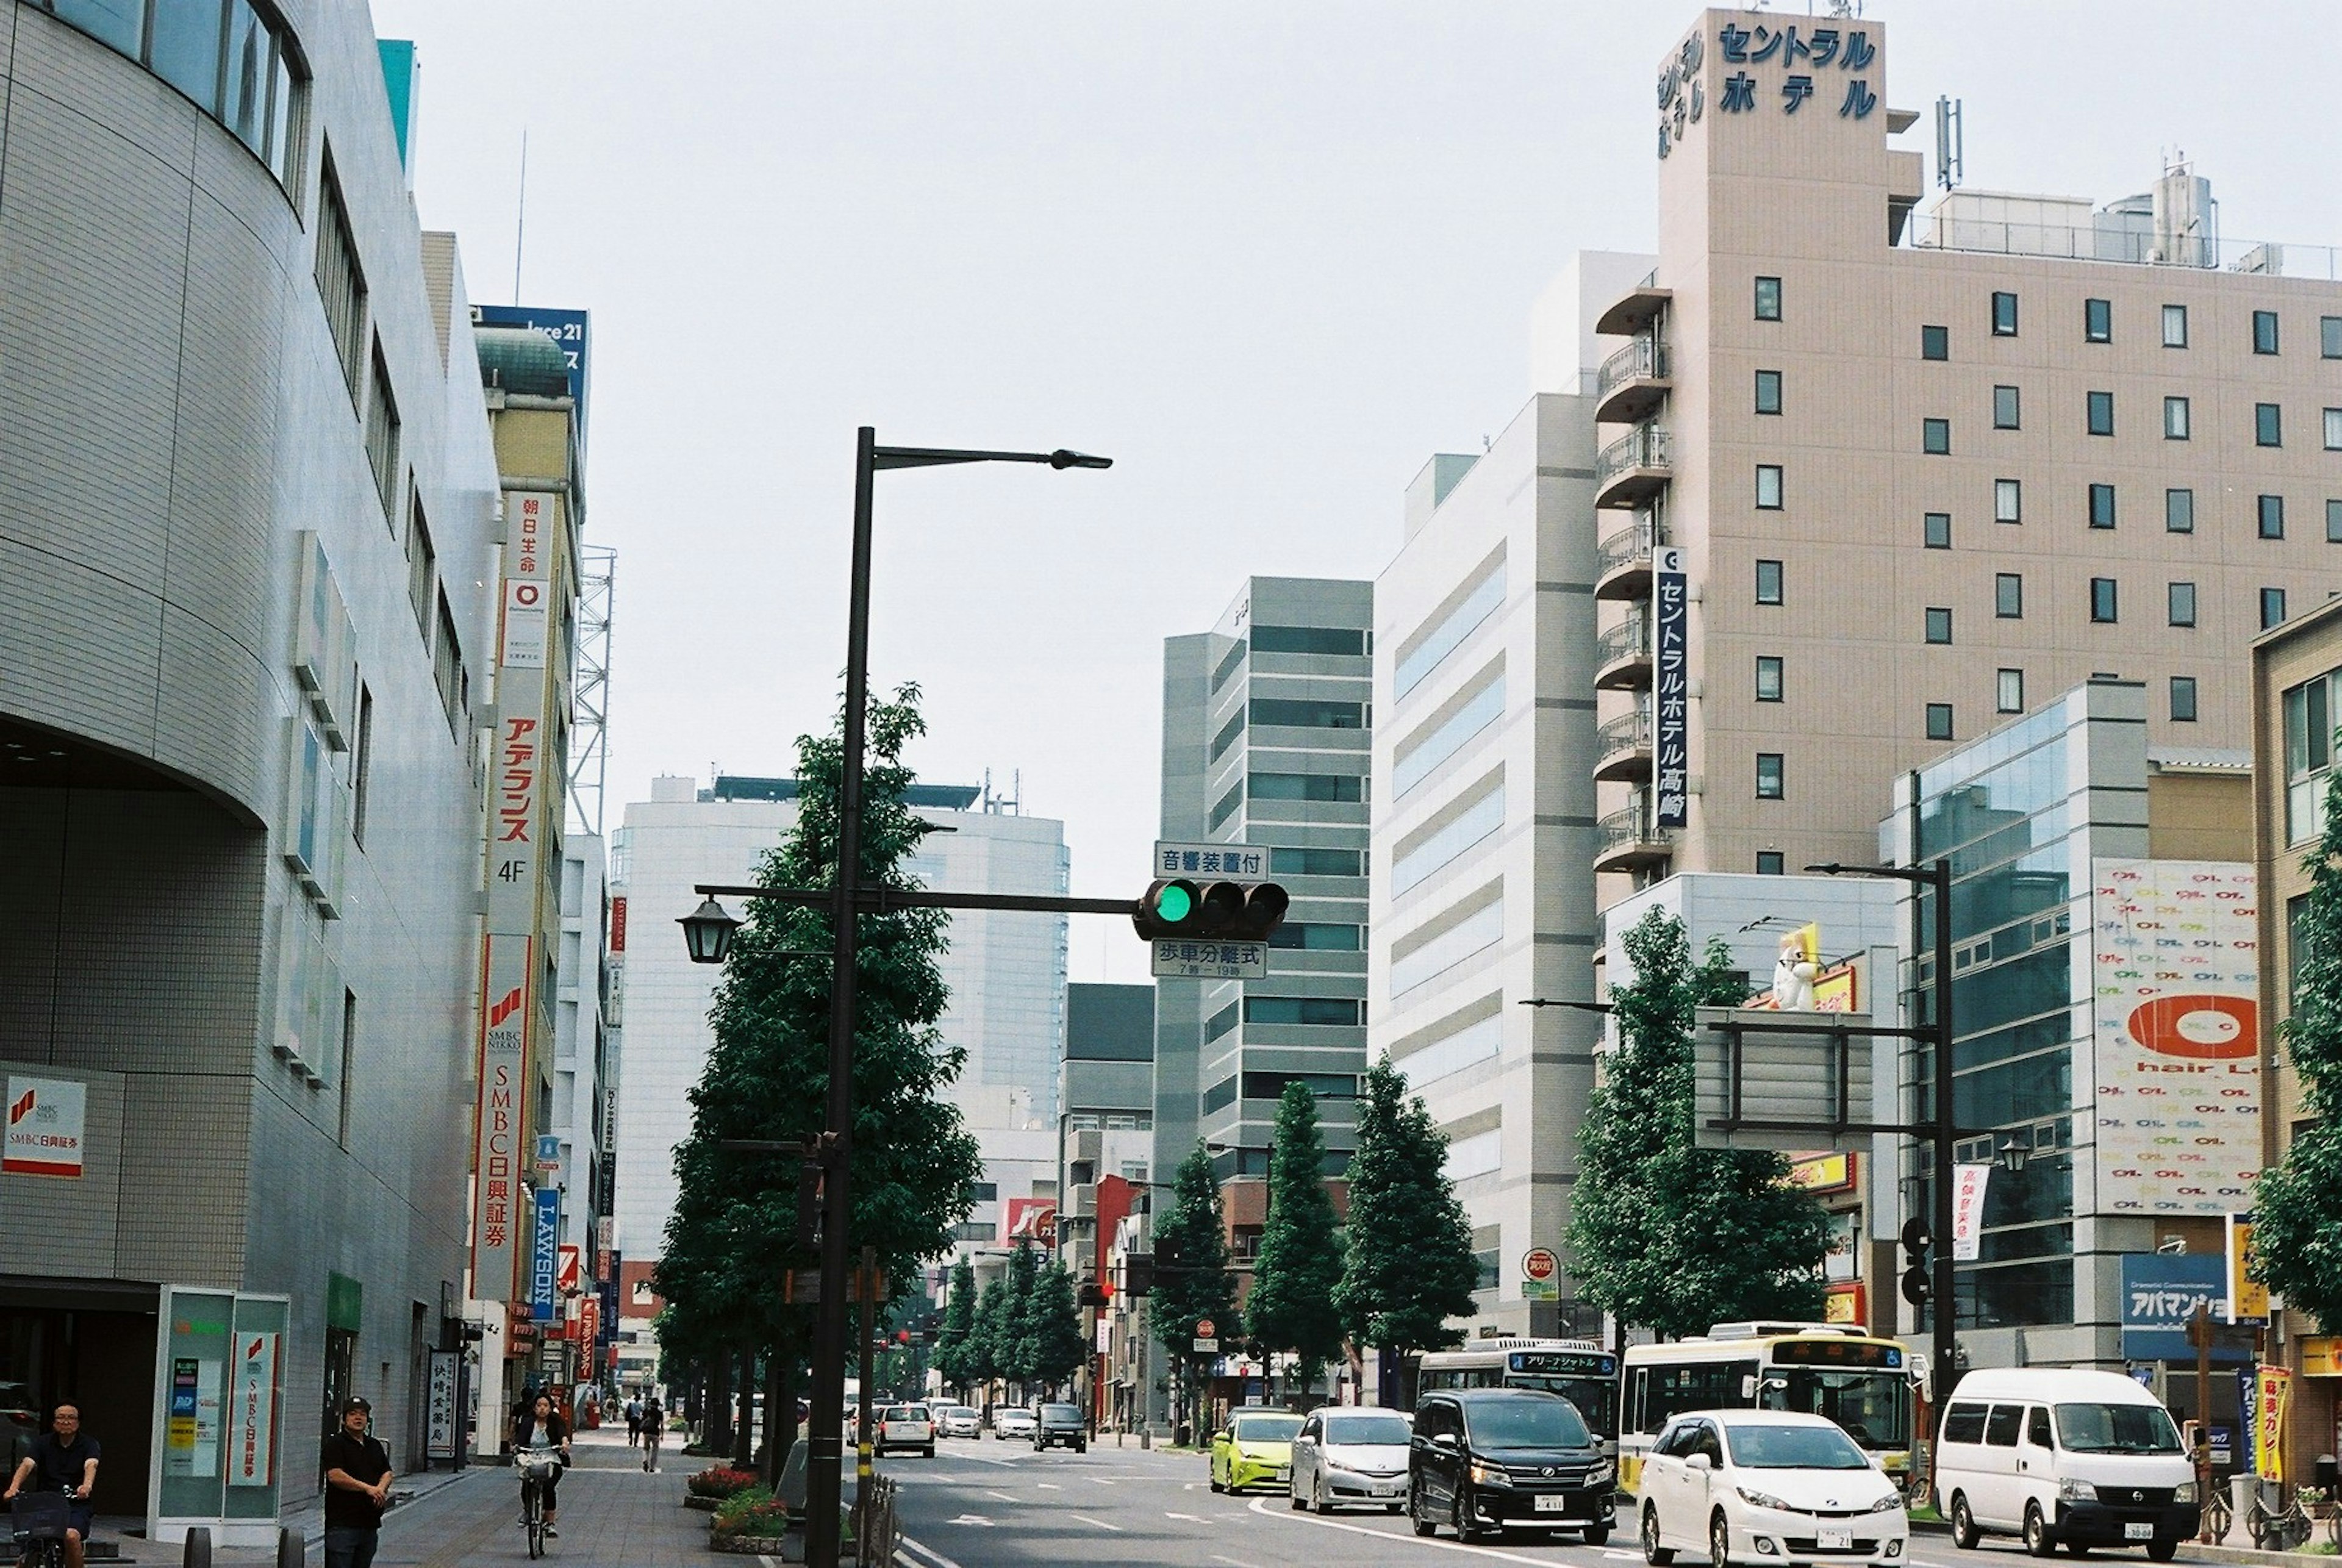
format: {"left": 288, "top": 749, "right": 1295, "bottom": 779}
{"left": 1322, "top": 1412, "right": 1413, "bottom": 1446}
{"left": 1723, "top": 1422, "right": 1872, "bottom": 1470}
{"left": 1508, "top": 1376, "right": 1619, "bottom": 1437}
{"left": 1231, "top": 1412, "right": 1303, "bottom": 1442}
{"left": 1466, "top": 1398, "right": 1591, "bottom": 1450}
{"left": 2054, "top": 1403, "right": 2182, "bottom": 1454}
{"left": 1041, "top": 1404, "right": 1080, "bottom": 1420}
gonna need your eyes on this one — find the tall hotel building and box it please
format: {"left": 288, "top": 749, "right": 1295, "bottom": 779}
{"left": 1153, "top": 579, "right": 1372, "bottom": 1256}
{"left": 1373, "top": 7, "right": 2342, "bottom": 1339}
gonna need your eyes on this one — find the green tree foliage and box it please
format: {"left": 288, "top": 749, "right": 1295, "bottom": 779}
{"left": 967, "top": 1276, "right": 1008, "bottom": 1388}
{"left": 2255, "top": 760, "right": 2342, "bottom": 1330}
{"left": 997, "top": 1244, "right": 1042, "bottom": 1390}
{"left": 1567, "top": 908, "right": 1831, "bottom": 1339}
{"left": 1335, "top": 1054, "right": 1480, "bottom": 1364}
{"left": 932, "top": 1256, "right": 978, "bottom": 1399}
{"left": 1151, "top": 1141, "right": 1239, "bottom": 1430}
{"left": 1030, "top": 1260, "right": 1090, "bottom": 1393}
{"left": 1246, "top": 1083, "right": 1348, "bottom": 1394}
{"left": 657, "top": 687, "right": 982, "bottom": 1385}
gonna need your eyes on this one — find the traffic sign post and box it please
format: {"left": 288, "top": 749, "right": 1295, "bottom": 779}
{"left": 1520, "top": 1247, "right": 1561, "bottom": 1302}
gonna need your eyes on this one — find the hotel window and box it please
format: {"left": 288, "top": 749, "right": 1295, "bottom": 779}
{"left": 2326, "top": 408, "right": 2342, "bottom": 451}
{"left": 2090, "top": 578, "right": 2119, "bottom": 623}
{"left": 1992, "top": 385, "right": 2020, "bottom": 429}
{"left": 315, "top": 154, "right": 367, "bottom": 401}
{"left": 2286, "top": 676, "right": 2335, "bottom": 843}
{"left": 2330, "top": 499, "right": 2342, "bottom": 543}
{"left": 2083, "top": 298, "right": 2112, "bottom": 342}
{"left": 1994, "top": 478, "right": 2022, "bottom": 523}
{"left": 2164, "top": 396, "right": 2191, "bottom": 440}
{"left": 2167, "top": 488, "right": 2196, "bottom": 533}
{"left": 1754, "top": 369, "right": 1783, "bottom": 415}
{"left": 363, "top": 345, "right": 399, "bottom": 520}
{"left": 2263, "top": 587, "right": 2288, "bottom": 629}
{"left": 1991, "top": 290, "right": 2018, "bottom": 336}
{"left": 2254, "top": 309, "right": 2281, "bottom": 355}
{"left": 2171, "top": 676, "right": 2199, "bottom": 723}
{"left": 1754, "top": 276, "right": 1782, "bottom": 321}
{"left": 1755, "top": 655, "right": 1784, "bottom": 702}
{"left": 2258, "top": 403, "right": 2283, "bottom": 447}
{"left": 2163, "top": 304, "right": 2188, "bottom": 347}
{"left": 1755, "top": 559, "right": 1783, "bottom": 604}
{"left": 2086, "top": 390, "right": 2114, "bottom": 436}
{"left": 1922, "top": 418, "right": 1950, "bottom": 454}
{"left": 2326, "top": 316, "right": 2342, "bottom": 359}
{"left": 2168, "top": 581, "right": 2197, "bottom": 628}
{"left": 1997, "top": 668, "right": 2025, "bottom": 713}
{"left": 2089, "top": 483, "right": 2116, "bottom": 529}
{"left": 1755, "top": 753, "right": 1785, "bottom": 799}
{"left": 1925, "top": 703, "right": 1955, "bottom": 742}
{"left": 1756, "top": 851, "right": 1785, "bottom": 876}
{"left": 1921, "top": 324, "right": 1948, "bottom": 360}
{"left": 1925, "top": 607, "right": 1953, "bottom": 644}
{"left": 2260, "top": 495, "right": 2286, "bottom": 540}
{"left": 1923, "top": 511, "right": 1951, "bottom": 550}
{"left": 1756, "top": 464, "right": 1784, "bottom": 509}
{"left": 1994, "top": 575, "right": 2022, "bottom": 618}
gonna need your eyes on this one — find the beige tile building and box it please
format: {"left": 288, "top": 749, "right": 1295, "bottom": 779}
{"left": 1595, "top": 8, "right": 2342, "bottom": 894}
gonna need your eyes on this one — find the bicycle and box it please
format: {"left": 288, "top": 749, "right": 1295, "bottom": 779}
{"left": 9, "top": 1491, "right": 73, "bottom": 1568}
{"left": 515, "top": 1445, "right": 562, "bottom": 1559}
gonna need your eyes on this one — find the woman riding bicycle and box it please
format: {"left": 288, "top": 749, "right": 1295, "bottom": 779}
{"left": 510, "top": 1394, "right": 571, "bottom": 1538}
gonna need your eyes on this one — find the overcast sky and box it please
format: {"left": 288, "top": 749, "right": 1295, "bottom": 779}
{"left": 370, "top": 1, "right": 2342, "bottom": 984}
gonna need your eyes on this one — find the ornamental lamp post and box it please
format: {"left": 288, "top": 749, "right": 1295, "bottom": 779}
{"left": 678, "top": 897, "right": 742, "bottom": 965}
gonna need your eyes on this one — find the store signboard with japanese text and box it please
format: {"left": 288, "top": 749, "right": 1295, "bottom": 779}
{"left": 468, "top": 934, "right": 532, "bottom": 1301}
{"left": 530, "top": 1187, "right": 561, "bottom": 1322}
{"left": 1652, "top": 548, "right": 1689, "bottom": 829}
{"left": 3, "top": 1076, "right": 84, "bottom": 1177}
{"left": 1654, "top": 18, "right": 1880, "bottom": 162}
{"left": 2118, "top": 1253, "right": 2249, "bottom": 1362}
{"left": 228, "top": 1332, "right": 278, "bottom": 1488}
{"left": 2090, "top": 860, "right": 2260, "bottom": 1217}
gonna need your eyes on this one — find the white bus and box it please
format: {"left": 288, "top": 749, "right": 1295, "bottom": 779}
{"left": 1416, "top": 1339, "right": 1620, "bottom": 1442}
{"left": 1619, "top": 1323, "right": 1916, "bottom": 1490}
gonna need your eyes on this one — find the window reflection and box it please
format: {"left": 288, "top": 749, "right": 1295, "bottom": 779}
{"left": 150, "top": 0, "right": 225, "bottom": 112}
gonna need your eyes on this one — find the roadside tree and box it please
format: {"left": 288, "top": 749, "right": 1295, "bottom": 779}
{"left": 2255, "top": 758, "right": 2342, "bottom": 1329}
{"left": 1246, "top": 1082, "right": 1347, "bottom": 1398}
{"left": 1334, "top": 1054, "right": 1479, "bottom": 1392}
{"left": 1150, "top": 1141, "right": 1238, "bottom": 1438}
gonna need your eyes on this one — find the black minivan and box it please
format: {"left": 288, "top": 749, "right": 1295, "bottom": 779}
{"left": 1409, "top": 1388, "right": 1615, "bottom": 1544}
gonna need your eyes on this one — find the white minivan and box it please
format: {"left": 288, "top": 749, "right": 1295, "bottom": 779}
{"left": 1936, "top": 1369, "right": 2198, "bottom": 1560}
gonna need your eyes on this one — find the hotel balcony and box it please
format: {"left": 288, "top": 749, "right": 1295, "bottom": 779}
{"left": 1591, "top": 806, "right": 1672, "bottom": 875}
{"left": 1594, "top": 272, "right": 1671, "bottom": 337}
{"left": 1595, "top": 423, "right": 1672, "bottom": 510}
{"left": 1592, "top": 707, "right": 1653, "bottom": 784}
{"left": 1594, "top": 515, "right": 1656, "bottom": 602}
{"left": 1594, "top": 615, "right": 1652, "bottom": 692}
{"left": 1594, "top": 335, "right": 1671, "bottom": 425}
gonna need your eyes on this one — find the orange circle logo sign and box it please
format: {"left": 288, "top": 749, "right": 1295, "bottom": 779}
{"left": 2125, "top": 994, "right": 2255, "bottom": 1060}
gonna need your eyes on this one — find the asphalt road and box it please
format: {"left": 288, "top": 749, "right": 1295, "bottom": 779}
{"left": 890, "top": 1440, "right": 2227, "bottom": 1568}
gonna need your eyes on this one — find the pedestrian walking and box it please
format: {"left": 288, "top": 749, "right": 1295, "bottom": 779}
{"left": 319, "top": 1397, "right": 392, "bottom": 1568}
{"left": 639, "top": 1393, "right": 664, "bottom": 1473}
{"left": 624, "top": 1395, "right": 641, "bottom": 1448}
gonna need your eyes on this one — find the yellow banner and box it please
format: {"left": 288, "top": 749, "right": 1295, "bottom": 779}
{"left": 2254, "top": 1364, "right": 2291, "bottom": 1482}
{"left": 2228, "top": 1214, "right": 2269, "bottom": 1322}
{"left": 2302, "top": 1337, "right": 2342, "bottom": 1378}
{"left": 1788, "top": 1153, "right": 1856, "bottom": 1192}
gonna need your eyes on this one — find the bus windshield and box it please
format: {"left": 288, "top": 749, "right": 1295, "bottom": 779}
{"left": 1760, "top": 1369, "right": 1911, "bottom": 1450}
{"left": 1508, "top": 1376, "right": 1618, "bottom": 1437}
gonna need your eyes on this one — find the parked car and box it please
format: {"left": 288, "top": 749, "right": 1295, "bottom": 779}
{"left": 1935, "top": 1368, "right": 2196, "bottom": 1560}
{"left": 1410, "top": 1387, "right": 1614, "bottom": 1544}
{"left": 1211, "top": 1406, "right": 1303, "bottom": 1494}
{"left": 991, "top": 1406, "right": 1038, "bottom": 1442}
{"left": 1289, "top": 1405, "right": 1413, "bottom": 1514}
{"left": 933, "top": 1404, "right": 982, "bottom": 1439}
{"left": 875, "top": 1403, "right": 936, "bottom": 1458}
{"left": 1637, "top": 1409, "right": 1905, "bottom": 1568}
{"left": 1034, "top": 1402, "right": 1088, "bottom": 1453}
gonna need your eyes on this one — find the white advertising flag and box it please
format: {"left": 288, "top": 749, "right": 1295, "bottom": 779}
{"left": 1950, "top": 1163, "right": 1994, "bottom": 1261}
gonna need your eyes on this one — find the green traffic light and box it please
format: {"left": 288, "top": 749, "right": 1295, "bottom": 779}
{"left": 1155, "top": 884, "right": 1193, "bottom": 922}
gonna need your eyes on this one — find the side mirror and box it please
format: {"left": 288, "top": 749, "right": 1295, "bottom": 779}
{"left": 1213, "top": 1430, "right": 1229, "bottom": 1443}
{"left": 1687, "top": 1453, "right": 1713, "bottom": 1473}
{"left": 1431, "top": 1432, "right": 1461, "bottom": 1453}
{"left": 1741, "top": 1375, "right": 1759, "bottom": 1402}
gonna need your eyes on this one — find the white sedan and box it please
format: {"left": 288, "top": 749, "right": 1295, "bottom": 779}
{"left": 933, "top": 1404, "right": 982, "bottom": 1439}
{"left": 1638, "top": 1410, "right": 1908, "bottom": 1568}
{"left": 875, "top": 1403, "right": 936, "bottom": 1457}
{"left": 1289, "top": 1406, "right": 1413, "bottom": 1514}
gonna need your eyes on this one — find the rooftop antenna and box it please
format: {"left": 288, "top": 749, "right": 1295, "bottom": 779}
{"left": 1934, "top": 96, "right": 1964, "bottom": 191}
{"left": 512, "top": 127, "right": 528, "bottom": 305}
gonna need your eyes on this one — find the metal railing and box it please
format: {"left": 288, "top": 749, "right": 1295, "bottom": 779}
{"left": 1597, "top": 336, "right": 1670, "bottom": 400}
{"left": 1904, "top": 212, "right": 2342, "bottom": 279}
{"left": 1595, "top": 617, "right": 1651, "bottom": 667}
{"left": 1595, "top": 709, "right": 1652, "bottom": 764}
{"left": 1596, "top": 424, "right": 1672, "bottom": 487}
{"left": 1595, "top": 807, "right": 1664, "bottom": 857}
{"left": 1595, "top": 517, "right": 1656, "bottom": 579}
{"left": 858, "top": 1473, "right": 900, "bottom": 1567}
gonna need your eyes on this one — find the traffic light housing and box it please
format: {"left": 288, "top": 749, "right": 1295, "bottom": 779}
{"left": 1132, "top": 878, "right": 1290, "bottom": 942}
{"left": 1120, "top": 1255, "right": 1154, "bottom": 1298}
{"left": 1078, "top": 1279, "right": 1109, "bottom": 1309}
{"left": 1899, "top": 1216, "right": 1933, "bottom": 1306}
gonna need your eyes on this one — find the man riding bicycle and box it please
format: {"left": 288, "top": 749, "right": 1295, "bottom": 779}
{"left": 2, "top": 1405, "right": 97, "bottom": 1568}
{"left": 511, "top": 1393, "right": 571, "bottom": 1538}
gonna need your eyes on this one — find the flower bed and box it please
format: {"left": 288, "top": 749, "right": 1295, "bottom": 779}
{"left": 688, "top": 1467, "right": 760, "bottom": 1501}
{"left": 711, "top": 1486, "right": 793, "bottom": 1542}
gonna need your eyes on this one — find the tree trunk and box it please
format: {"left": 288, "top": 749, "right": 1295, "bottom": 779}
{"left": 732, "top": 1347, "right": 756, "bottom": 1468}
{"left": 759, "top": 1347, "right": 789, "bottom": 1488}
{"left": 706, "top": 1350, "right": 735, "bottom": 1454}
{"left": 769, "top": 1338, "right": 799, "bottom": 1495}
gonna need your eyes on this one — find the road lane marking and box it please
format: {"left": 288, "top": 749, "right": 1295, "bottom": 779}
{"left": 1069, "top": 1513, "right": 1126, "bottom": 1531}
{"left": 900, "top": 1538, "right": 967, "bottom": 1568}
{"left": 1245, "top": 1494, "right": 1565, "bottom": 1566}
{"left": 1037, "top": 1481, "right": 1062, "bottom": 1489}
{"left": 1211, "top": 1556, "right": 1266, "bottom": 1567}
{"left": 1167, "top": 1511, "right": 1213, "bottom": 1522}
{"left": 984, "top": 1489, "right": 1020, "bottom": 1503}
{"left": 1092, "top": 1476, "right": 1119, "bottom": 1485}
{"left": 944, "top": 1513, "right": 996, "bottom": 1527}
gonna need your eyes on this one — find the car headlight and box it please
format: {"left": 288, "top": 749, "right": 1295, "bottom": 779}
{"left": 2059, "top": 1479, "right": 2098, "bottom": 1503}
{"left": 1588, "top": 1461, "right": 1618, "bottom": 1487}
{"left": 2174, "top": 1481, "right": 2197, "bottom": 1504}
{"left": 1866, "top": 1494, "right": 1905, "bottom": 1514}
{"left": 1470, "top": 1462, "right": 1511, "bottom": 1486}
{"left": 1738, "top": 1487, "right": 1796, "bottom": 1511}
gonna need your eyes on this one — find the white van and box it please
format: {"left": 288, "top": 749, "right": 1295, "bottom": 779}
{"left": 1935, "top": 1369, "right": 2198, "bottom": 1560}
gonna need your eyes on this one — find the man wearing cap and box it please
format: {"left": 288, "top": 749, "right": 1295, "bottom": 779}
{"left": 320, "top": 1397, "right": 392, "bottom": 1568}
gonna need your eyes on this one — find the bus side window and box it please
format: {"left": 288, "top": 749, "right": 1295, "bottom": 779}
{"left": 1629, "top": 1368, "right": 1648, "bottom": 1433}
{"left": 1726, "top": 1361, "right": 1758, "bottom": 1408}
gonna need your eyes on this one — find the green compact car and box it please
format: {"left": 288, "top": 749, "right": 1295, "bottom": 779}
{"left": 1210, "top": 1408, "right": 1305, "bottom": 1494}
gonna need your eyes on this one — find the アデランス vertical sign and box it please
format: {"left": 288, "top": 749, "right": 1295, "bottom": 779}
{"left": 469, "top": 933, "right": 533, "bottom": 1301}
{"left": 1652, "top": 546, "right": 1690, "bottom": 829}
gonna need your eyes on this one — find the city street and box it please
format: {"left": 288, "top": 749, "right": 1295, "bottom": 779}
{"left": 890, "top": 1441, "right": 2197, "bottom": 1568}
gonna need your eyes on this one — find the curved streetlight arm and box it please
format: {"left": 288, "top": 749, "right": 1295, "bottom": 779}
{"left": 873, "top": 445, "right": 1112, "bottom": 472}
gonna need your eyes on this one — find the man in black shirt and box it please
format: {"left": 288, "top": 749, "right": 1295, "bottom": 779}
{"left": 3, "top": 1403, "right": 99, "bottom": 1568}
{"left": 320, "top": 1397, "right": 392, "bottom": 1568}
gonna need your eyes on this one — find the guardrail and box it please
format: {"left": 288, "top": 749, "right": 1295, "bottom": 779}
{"left": 1595, "top": 709, "right": 1651, "bottom": 763}
{"left": 1595, "top": 807, "right": 1660, "bottom": 856}
{"left": 1595, "top": 617, "right": 1650, "bottom": 666}
{"left": 1595, "top": 518, "right": 1655, "bottom": 578}
{"left": 1597, "top": 337, "right": 1669, "bottom": 400}
{"left": 1596, "top": 424, "right": 1672, "bottom": 487}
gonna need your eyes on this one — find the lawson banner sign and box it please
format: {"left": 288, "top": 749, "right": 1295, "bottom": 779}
{"left": 2119, "top": 1253, "right": 2251, "bottom": 1362}
{"left": 530, "top": 1187, "right": 561, "bottom": 1322}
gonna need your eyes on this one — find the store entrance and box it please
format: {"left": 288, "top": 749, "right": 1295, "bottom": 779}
{"left": 0, "top": 1280, "right": 158, "bottom": 1518}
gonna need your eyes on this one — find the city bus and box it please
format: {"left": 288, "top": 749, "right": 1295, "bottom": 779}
{"left": 1416, "top": 1339, "right": 1620, "bottom": 1446}
{"left": 1619, "top": 1323, "right": 1916, "bottom": 1490}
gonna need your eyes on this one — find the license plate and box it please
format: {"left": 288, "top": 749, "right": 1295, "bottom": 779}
{"left": 1817, "top": 1531, "right": 1853, "bottom": 1550}
{"left": 2125, "top": 1523, "right": 2154, "bottom": 1541}
{"left": 1373, "top": 1483, "right": 1400, "bottom": 1497}
{"left": 1535, "top": 1494, "right": 1569, "bottom": 1514}
{"left": 1276, "top": 1469, "right": 1291, "bottom": 1481}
